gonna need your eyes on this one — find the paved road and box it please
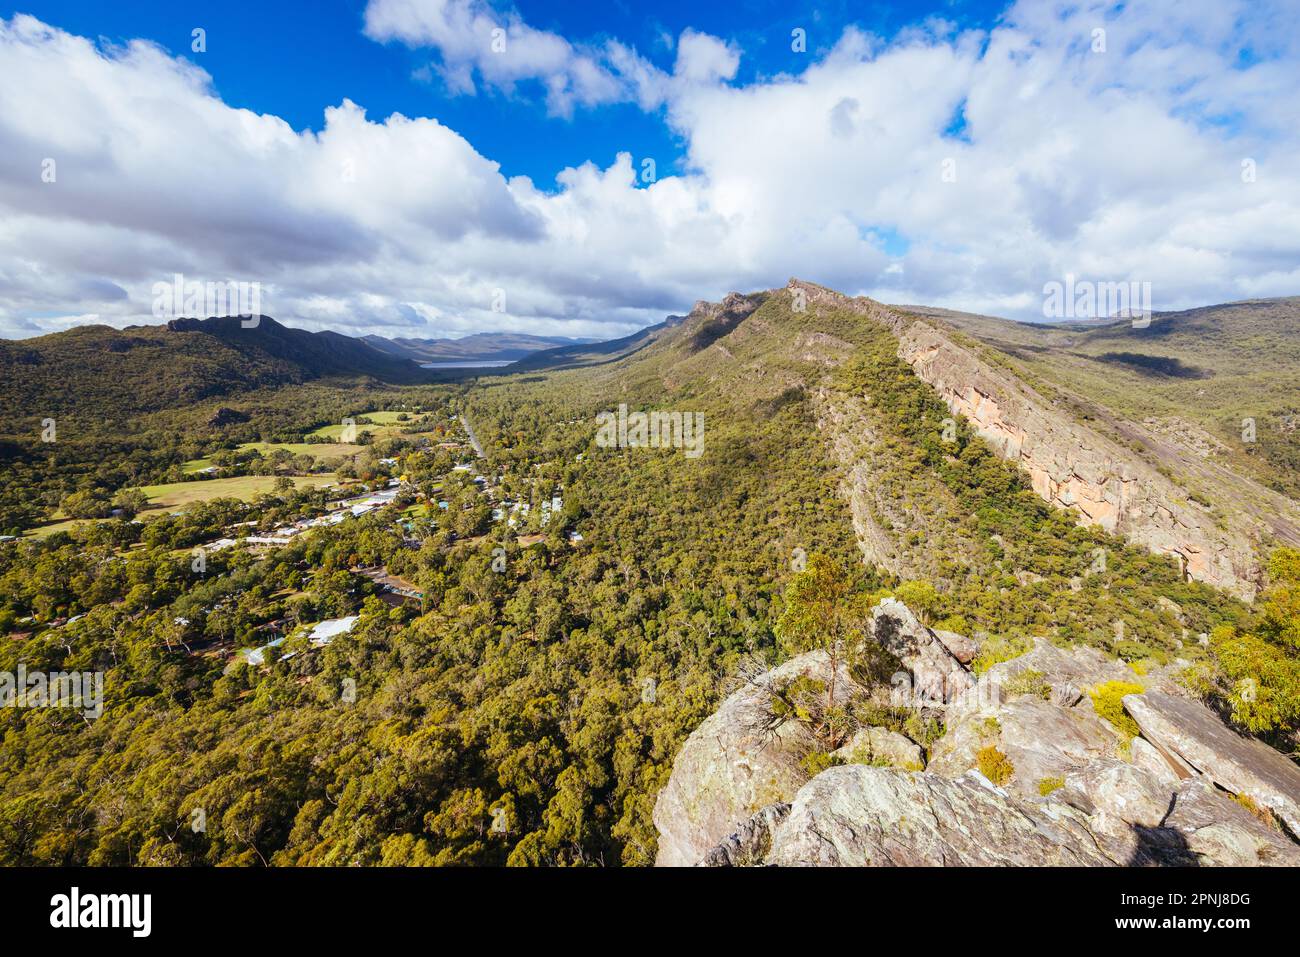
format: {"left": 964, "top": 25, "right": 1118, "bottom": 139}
{"left": 460, "top": 414, "right": 486, "bottom": 459}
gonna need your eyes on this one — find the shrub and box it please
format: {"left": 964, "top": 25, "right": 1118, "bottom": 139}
{"left": 800, "top": 750, "right": 840, "bottom": 777}
{"left": 770, "top": 675, "right": 825, "bottom": 724}
{"left": 1211, "top": 624, "right": 1300, "bottom": 734}
{"left": 1090, "top": 680, "right": 1145, "bottom": 738}
{"left": 976, "top": 745, "right": 1014, "bottom": 786}
{"left": 1004, "top": 667, "right": 1051, "bottom": 700}
{"left": 934, "top": 614, "right": 971, "bottom": 636}
{"left": 903, "top": 713, "right": 945, "bottom": 750}
{"left": 1233, "top": 793, "right": 1278, "bottom": 830}
{"left": 1038, "top": 776, "right": 1065, "bottom": 796}
{"left": 894, "top": 580, "right": 939, "bottom": 623}
{"left": 972, "top": 633, "right": 1032, "bottom": 676}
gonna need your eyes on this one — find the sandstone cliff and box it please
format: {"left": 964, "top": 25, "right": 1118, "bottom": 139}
{"left": 788, "top": 279, "right": 1300, "bottom": 599}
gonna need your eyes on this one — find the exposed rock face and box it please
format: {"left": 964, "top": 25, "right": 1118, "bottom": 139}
{"left": 894, "top": 320, "right": 1259, "bottom": 598}
{"left": 1048, "top": 759, "right": 1300, "bottom": 865}
{"left": 666, "top": 610, "right": 1300, "bottom": 867}
{"left": 699, "top": 764, "right": 1300, "bottom": 867}
{"left": 1165, "top": 778, "right": 1300, "bottom": 866}
{"left": 785, "top": 277, "right": 1300, "bottom": 599}
{"left": 765, "top": 768, "right": 1115, "bottom": 866}
{"left": 1124, "top": 692, "right": 1300, "bottom": 836}
{"left": 871, "top": 598, "right": 974, "bottom": 705}
{"left": 930, "top": 638, "right": 1192, "bottom": 800}
{"left": 832, "top": 726, "right": 925, "bottom": 770}
{"left": 651, "top": 651, "right": 843, "bottom": 867}
{"left": 930, "top": 695, "right": 1123, "bottom": 800}
{"left": 696, "top": 803, "right": 790, "bottom": 867}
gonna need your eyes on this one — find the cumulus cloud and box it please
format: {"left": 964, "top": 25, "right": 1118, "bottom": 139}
{"left": 2, "top": 0, "right": 1299, "bottom": 341}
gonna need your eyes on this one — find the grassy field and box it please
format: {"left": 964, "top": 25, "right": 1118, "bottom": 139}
{"left": 176, "top": 411, "right": 441, "bottom": 472}
{"left": 238, "top": 441, "right": 365, "bottom": 460}
{"left": 310, "top": 410, "right": 428, "bottom": 442}
{"left": 24, "top": 518, "right": 88, "bottom": 539}
{"left": 138, "top": 475, "right": 337, "bottom": 512}
{"left": 180, "top": 442, "right": 365, "bottom": 474}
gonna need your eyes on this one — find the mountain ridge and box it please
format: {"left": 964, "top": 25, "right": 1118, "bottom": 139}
{"left": 362, "top": 331, "right": 596, "bottom": 363}
{"left": 0, "top": 313, "right": 431, "bottom": 425}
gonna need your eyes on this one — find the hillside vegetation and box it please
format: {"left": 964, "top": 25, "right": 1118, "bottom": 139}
{"left": 910, "top": 298, "right": 1300, "bottom": 499}
{"left": 4, "top": 282, "right": 1292, "bottom": 867}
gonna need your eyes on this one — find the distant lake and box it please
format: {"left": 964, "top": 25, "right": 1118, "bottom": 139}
{"left": 420, "top": 359, "right": 515, "bottom": 369}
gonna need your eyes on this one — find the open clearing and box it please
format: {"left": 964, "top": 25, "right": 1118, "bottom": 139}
{"left": 238, "top": 441, "right": 365, "bottom": 460}
{"left": 310, "top": 410, "right": 434, "bottom": 442}
{"left": 180, "top": 443, "right": 365, "bottom": 473}
{"left": 138, "top": 475, "right": 337, "bottom": 512}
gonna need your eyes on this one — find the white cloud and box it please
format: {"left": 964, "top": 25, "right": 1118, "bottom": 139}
{"left": 2, "top": 1, "right": 1299, "bottom": 342}
{"left": 365, "top": 0, "right": 647, "bottom": 115}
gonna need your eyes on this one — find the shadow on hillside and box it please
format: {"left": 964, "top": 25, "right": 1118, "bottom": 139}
{"left": 1089, "top": 352, "right": 1210, "bottom": 379}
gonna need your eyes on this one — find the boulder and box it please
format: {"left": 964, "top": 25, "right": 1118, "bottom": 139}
{"left": 933, "top": 628, "right": 979, "bottom": 665}
{"left": 1124, "top": 691, "right": 1300, "bottom": 836}
{"left": 1050, "top": 758, "right": 1186, "bottom": 864}
{"left": 697, "top": 803, "right": 790, "bottom": 867}
{"left": 1164, "top": 778, "right": 1300, "bottom": 866}
{"left": 871, "top": 598, "right": 974, "bottom": 705}
{"left": 831, "top": 726, "right": 925, "bottom": 770}
{"left": 652, "top": 650, "right": 851, "bottom": 867}
{"left": 765, "top": 767, "right": 1115, "bottom": 866}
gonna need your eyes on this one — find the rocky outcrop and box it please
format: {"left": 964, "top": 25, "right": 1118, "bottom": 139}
{"left": 976, "top": 637, "right": 1141, "bottom": 708}
{"left": 681, "top": 292, "right": 767, "bottom": 354}
{"left": 1165, "top": 778, "right": 1300, "bottom": 866}
{"left": 871, "top": 598, "right": 974, "bottom": 705}
{"left": 651, "top": 651, "right": 845, "bottom": 867}
{"left": 765, "top": 767, "right": 1116, "bottom": 866}
{"left": 928, "top": 637, "right": 1185, "bottom": 799}
{"left": 699, "top": 763, "right": 1300, "bottom": 867}
{"left": 930, "top": 695, "right": 1124, "bottom": 800}
{"left": 1124, "top": 692, "right": 1300, "bottom": 836}
{"left": 831, "top": 726, "right": 925, "bottom": 770}
{"left": 654, "top": 599, "right": 968, "bottom": 865}
{"left": 785, "top": 278, "right": 1300, "bottom": 599}
{"left": 665, "top": 604, "right": 1300, "bottom": 867}
{"left": 207, "top": 406, "right": 250, "bottom": 427}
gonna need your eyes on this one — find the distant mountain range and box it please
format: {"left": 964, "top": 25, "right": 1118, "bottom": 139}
{"left": 507, "top": 315, "right": 687, "bottom": 371}
{"left": 0, "top": 318, "right": 601, "bottom": 423}
{"left": 362, "top": 331, "right": 596, "bottom": 363}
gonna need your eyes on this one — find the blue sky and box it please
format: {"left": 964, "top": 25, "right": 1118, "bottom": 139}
{"left": 1, "top": 1, "right": 1297, "bottom": 340}
{"left": 23, "top": 0, "right": 1007, "bottom": 185}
